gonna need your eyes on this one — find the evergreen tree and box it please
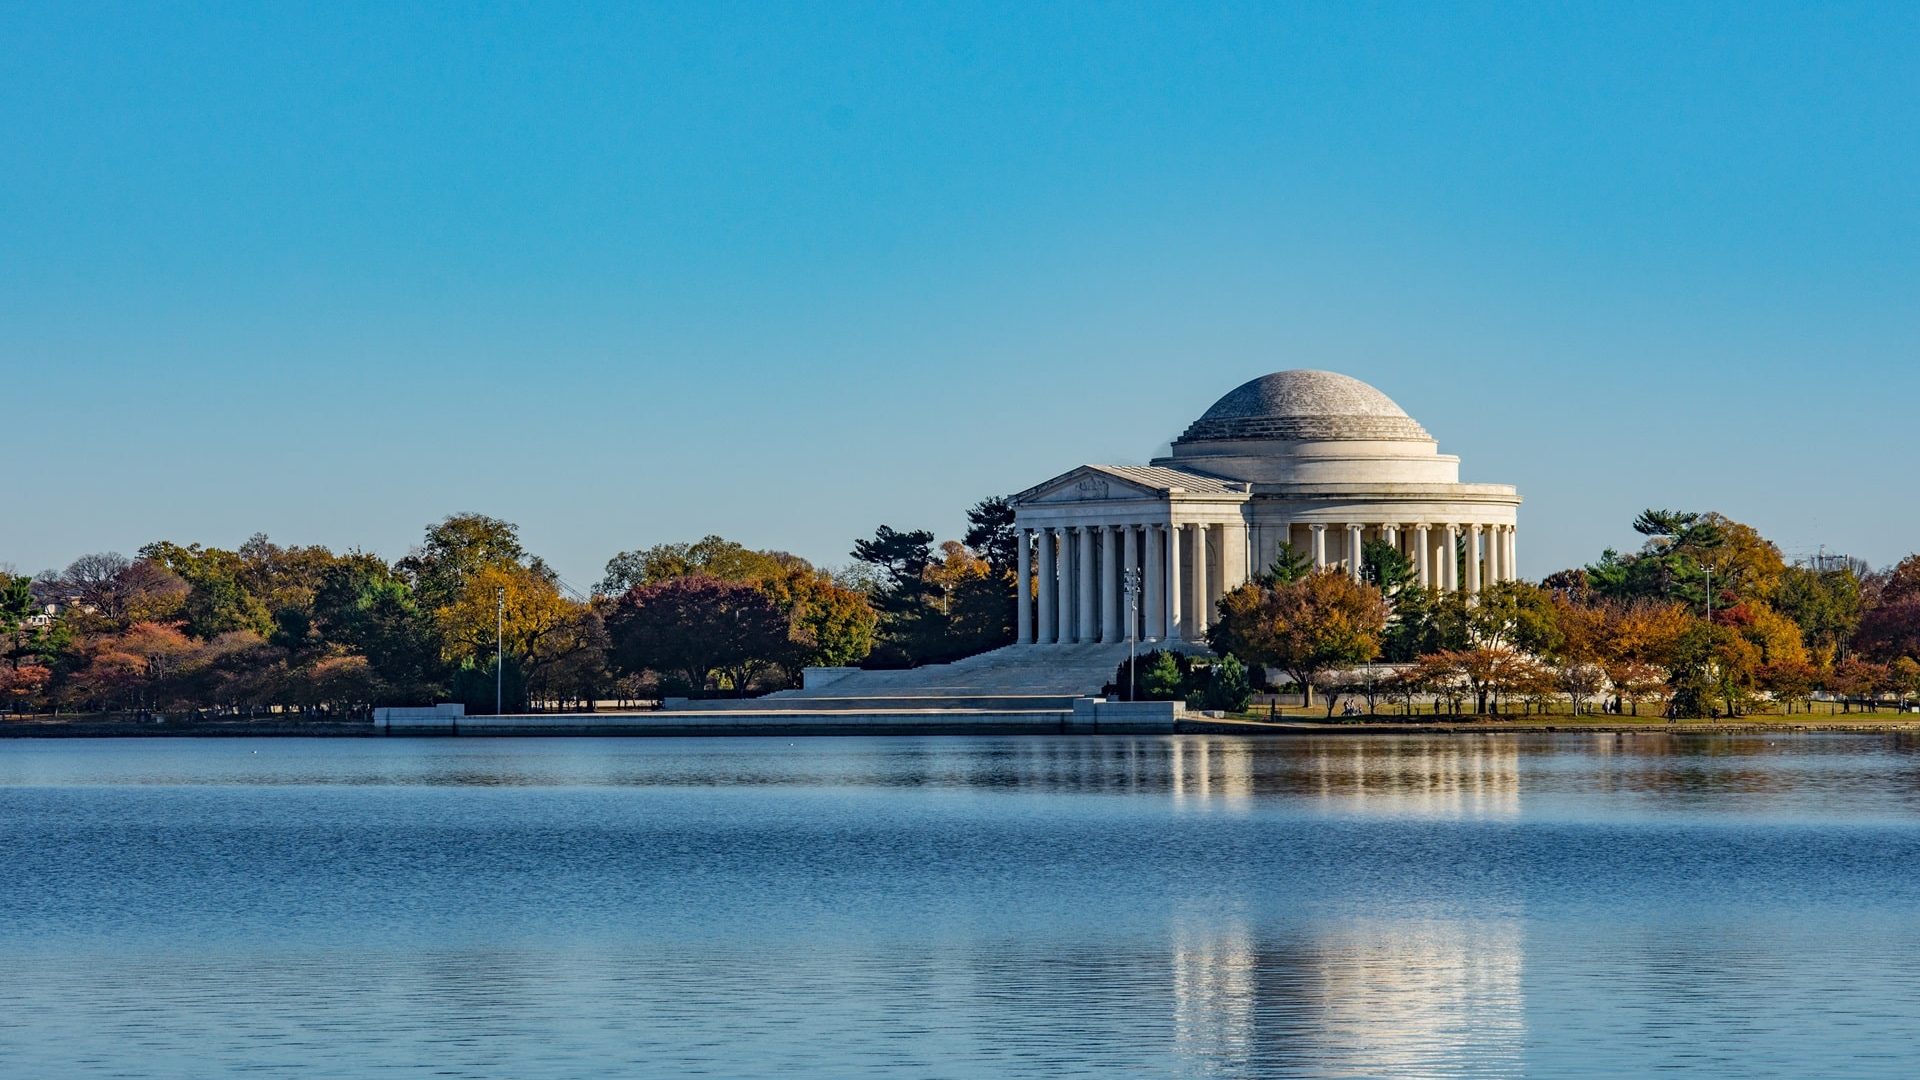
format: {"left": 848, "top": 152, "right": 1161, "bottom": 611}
{"left": 1263, "top": 541, "right": 1314, "bottom": 585}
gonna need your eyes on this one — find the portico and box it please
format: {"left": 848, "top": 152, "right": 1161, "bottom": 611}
{"left": 1008, "top": 371, "right": 1522, "bottom": 645}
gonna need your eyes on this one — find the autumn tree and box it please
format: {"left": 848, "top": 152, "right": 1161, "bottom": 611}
{"left": 1410, "top": 651, "right": 1470, "bottom": 716}
{"left": 1605, "top": 659, "right": 1669, "bottom": 716}
{"left": 1587, "top": 510, "right": 1784, "bottom": 612}
{"left": 1469, "top": 581, "right": 1561, "bottom": 653}
{"left": 0, "top": 661, "right": 51, "bottom": 713}
{"left": 1733, "top": 604, "right": 1809, "bottom": 668}
{"left": 137, "top": 542, "right": 270, "bottom": 637}
{"left": 1667, "top": 620, "right": 1761, "bottom": 718}
{"left": 236, "top": 534, "right": 361, "bottom": 622}
{"left": 598, "top": 535, "right": 797, "bottom": 594}
{"left": 70, "top": 622, "right": 198, "bottom": 712}
{"left": 1890, "top": 657, "right": 1920, "bottom": 709}
{"left": 1608, "top": 601, "right": 1693, "bottom": 670}
{"left": 44, "top": 553, "right": 189, "bottom": 629}
{"left": 1554, "top": 657, "right": 1605, "bottom": 716}
{"left": 1351, "top": 663, "right": 1397, "bottom": 715}
{"left": 399, "top": 513, "right": 543, "bottom": 611}
{"left": 1387, "top": 665, "right": 1428, "bottom": 717}
{"left": 596, "top": 535, "right": 878, "bottom": 686}
{"left": 1209, "top": 570, "right": 1389, "bottom": 713}
{"left": 1757, "top": 660, "right": 1818, "bottom": 715}
{"left": 606, "top": 576, "right": 791, "bottom": 695}
{"left": 1774, "top": 564, "right": 1862, "bottom": 666}
{"left": 436, "top": 563, "right": 595, "bottom": 712}
{"left": 1453, "top": 646, "right": 1534, "bottom": 715}
{"left": 1513, "top": 657, "right": 1561, "bottom": 715}
{"left": 757, "top": 564, "right": 878, "bottom": 680}
{"left": 1827, "top": 657, "right": 1883, "bottom": 713}
{"left": 1855, "top": 554, "right": 1920, "bottom": 663}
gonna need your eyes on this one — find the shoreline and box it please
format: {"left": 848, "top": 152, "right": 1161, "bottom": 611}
{"left": 7, "top": 715, "right": 1920, "bottom": 739}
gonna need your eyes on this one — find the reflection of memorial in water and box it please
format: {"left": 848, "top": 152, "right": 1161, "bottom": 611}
{"left": 1169, "top": 737, "right": 1255, "bottom": 809}
{"left": 1301, "top": 736, "right": 1522, "bottom": 817}
{"left": 1171, "top": 919, "right": 1258, "bottom": 1068}
{"left": 968, "top": 736, "right": 1259, "bottom": 803}
{"left": 936, "top": 736, "right": 1521, "bottom": 814}
{"left": 1170, "top": 916, "right": 1525, "bottom": 1077}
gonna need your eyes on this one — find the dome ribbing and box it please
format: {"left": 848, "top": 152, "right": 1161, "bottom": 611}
{"left": 1175, "top": 370, "right": 1431, "bottom": 443}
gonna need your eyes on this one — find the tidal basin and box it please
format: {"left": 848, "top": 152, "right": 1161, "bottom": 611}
{"left": 4, "top": 734, "right": 1920, "bottom": 1078}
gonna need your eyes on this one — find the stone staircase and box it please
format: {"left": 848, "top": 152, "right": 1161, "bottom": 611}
{"left": 656, "top": 641, "right": 1210, "bottom": 731}
{"left": 676, "top": 640, "right": 1208, "bottom": 711}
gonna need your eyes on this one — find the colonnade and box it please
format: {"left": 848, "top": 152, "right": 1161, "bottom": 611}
{"left": 1017, "top": 522, "right": 1244, "bottom": 646}
{"left": 1015, "top": 520, "right": 1517, "bottom": 646}
{"left": 1308, "top": 522, "right": 1518, "bottom": 593}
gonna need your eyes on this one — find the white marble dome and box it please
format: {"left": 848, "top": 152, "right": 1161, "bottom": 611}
{"left": 1176, "top": 370, "right": 1431, "bottom": 444}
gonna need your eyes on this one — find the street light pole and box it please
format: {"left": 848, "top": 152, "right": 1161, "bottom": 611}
{"left": 495, "top": 586, "right": 505, "bottom": 716}
{"left": 1123, "top": 567, "right": 1141, "bottom": 701}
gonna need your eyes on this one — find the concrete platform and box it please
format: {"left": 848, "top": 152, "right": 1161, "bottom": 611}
{"left": 374, "top": 698, "right": 1180, "bottom": 736}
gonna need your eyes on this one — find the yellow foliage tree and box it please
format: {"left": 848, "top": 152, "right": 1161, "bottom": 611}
{"left": 436, "top": 563, "right": 594, "bottom": 695}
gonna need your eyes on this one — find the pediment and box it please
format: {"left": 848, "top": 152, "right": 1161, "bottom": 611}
{"left": 1013, "top": 466, "right": 1159, "bottom": 506}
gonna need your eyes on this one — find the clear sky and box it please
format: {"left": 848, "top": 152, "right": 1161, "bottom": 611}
{"left": 5, "top": 2, "right": 1916, "bottom": 592}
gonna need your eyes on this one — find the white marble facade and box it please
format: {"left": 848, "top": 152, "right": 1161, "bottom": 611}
{"left": 1008, "top": 370, "right": 1521, "bottom": 646}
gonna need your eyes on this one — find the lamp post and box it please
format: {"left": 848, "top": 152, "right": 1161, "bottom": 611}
{"left": 1123, "top": 567, "right": 1142, "bottom": 701}
{"left": 495, "top": 586, "right": 505, "bottom": 716}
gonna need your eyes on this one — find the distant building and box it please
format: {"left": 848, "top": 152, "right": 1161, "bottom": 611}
{"left": 1009, "top": 369, "right": 1521, "bottom": 646}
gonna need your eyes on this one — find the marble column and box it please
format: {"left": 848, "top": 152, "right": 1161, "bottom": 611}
{"left": 1506, "top": 526, "right": 1518, "bottom": 582}
{"left": 1466, "top": 525, "right": 1483, "bottom": 595}
{"left": 1488, "top": 525, "right": 1503, "bottom": 584}
{"left": 1016, "top": 528, "right": 1033, "bottom": 644}
{"left": 1310, "top": 523, "right": 1327, "bottom": 569}
{"left": 1167, "top": 523, "right": 1184, "bottom": 642}
{"left": 1222, "top": 522, "right": 1249, "bottom": 594}
{"left": 1413, "top": 524, "right": 1431, "bottom": 589}
{"left": 1145, "top": 525, "right": 1166, "bottom": 641}
{"left": 1347, "top": 524, "right": 1364, "bottom": 581}
{"left": 1056, "top": 528, "right": 1074, "bottom": 644}
{"left": 1076, "top": 526, "right": 1096, "bottom": 643}
{"left": 1100, "top": 526, "right": 1121, "bottom": 643}
{"left": 1442, "top": 525, "right": 1459, "bottom": 592}
{"left": 1036, "top": 529, "right": 1056, "bottom": 644}
{"left": 1191, "top": 524, "right": 1210, "bottom": 636}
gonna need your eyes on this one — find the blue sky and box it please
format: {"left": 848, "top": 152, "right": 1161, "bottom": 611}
{"left": 5, "top": 2, "right": 1916, "bottom": 591}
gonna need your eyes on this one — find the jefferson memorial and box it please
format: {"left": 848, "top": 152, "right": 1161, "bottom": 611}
{"left": 1009, "top": 370, "right": 1520, "bottom": 646}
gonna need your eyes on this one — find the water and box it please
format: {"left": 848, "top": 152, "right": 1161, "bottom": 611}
{"left": 4, "top": 733, "right": 1919, "bottom": 1078}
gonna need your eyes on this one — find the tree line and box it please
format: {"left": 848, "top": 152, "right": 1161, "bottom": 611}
{"left": 1169, "top": 510, "right": 1920, "bottom": 719}
{"left": 6, "top": 503, "right": 1919, "bottom": 721}
{"left": 0, "top": 499, "right": 1022, "bottom": 717}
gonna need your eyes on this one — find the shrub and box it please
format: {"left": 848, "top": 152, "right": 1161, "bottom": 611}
{"left": 1105, "top": 649, "right": 1199, "bottom": 702}
{"left": 1199, "top": 654, "right": 1253, "bottom": 713}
